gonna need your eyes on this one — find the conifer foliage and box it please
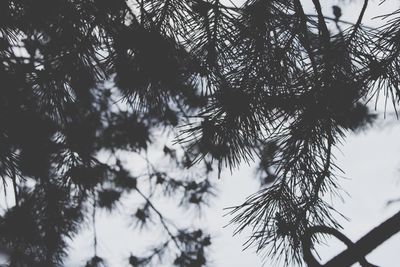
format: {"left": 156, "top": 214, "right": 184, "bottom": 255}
{"left": 0, "top": 0, "right": 399, "bottom": 266}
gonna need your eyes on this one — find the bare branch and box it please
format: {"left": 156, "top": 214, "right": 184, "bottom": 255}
{"left": 324, "top": 210, "right": 400, "bottom": 267}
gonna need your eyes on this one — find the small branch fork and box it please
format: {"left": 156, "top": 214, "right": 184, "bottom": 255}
{"left": 135, "top": 187, "right": 183, "bottom": 251}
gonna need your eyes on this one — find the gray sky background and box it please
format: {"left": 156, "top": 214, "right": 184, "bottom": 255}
{"left": 63, "top": 1, "right": 400, "bottom": 266}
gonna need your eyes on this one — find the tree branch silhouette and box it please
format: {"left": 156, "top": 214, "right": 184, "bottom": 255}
{"left": 302, "top": 225, "right": 378, "bottom": 267}
{"left": 324, "top": 210, "right": 400, "bottom": 267}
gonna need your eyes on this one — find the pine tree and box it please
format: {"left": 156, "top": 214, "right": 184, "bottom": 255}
{"left": 0, "top": 0, "right": 400, "bottom": 266}
{"left": 0, "top": 1, "right": 214, "bottom": 266}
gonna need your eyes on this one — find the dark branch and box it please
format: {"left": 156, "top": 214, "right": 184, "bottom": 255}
{"left": 311, "top": 0, "right": 330, "bottom": 47}
{"left": 302, "top": 225, "right": 377, "bottom": 267}
{"left": 324, "top": 210, "right": 400, "bottom": 267}
{"left": 294, "top": 0, "right": 318, "bottom": 74}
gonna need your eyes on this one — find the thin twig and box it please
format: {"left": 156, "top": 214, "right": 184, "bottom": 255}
{"left": 135, "top": 187, "right": 182, "bottom": 250}
{"left": 92, "top": 192, "right": 98, "bottom": 256}
{"left": 305, "top": 15, "right": 376, "bottom": 30}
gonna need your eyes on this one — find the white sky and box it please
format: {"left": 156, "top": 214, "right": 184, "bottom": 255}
{"left": 63, "top": 1, "right": 400, "bottom": 267}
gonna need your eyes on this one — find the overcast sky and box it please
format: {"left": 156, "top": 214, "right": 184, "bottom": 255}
{"left": 64, "top": 1, "right": 400, "bottom": 266}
